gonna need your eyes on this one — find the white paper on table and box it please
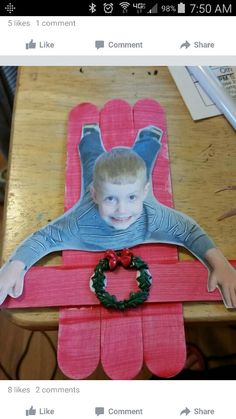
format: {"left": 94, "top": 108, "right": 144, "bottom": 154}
{"left": 187, "top": 66, "right": 236, "bottom": 130}
{"left": 168, "top": 66, "right": 221, "bottom": 120}
{"left": 210, "top": 66, "right": 236, "bottom": 101}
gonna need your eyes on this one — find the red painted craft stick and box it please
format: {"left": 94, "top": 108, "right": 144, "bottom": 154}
{"left": 142, "top": 303, "right": 186, "bottom": 377}
{"left": 2, "top": 260, "right": 225, "bottom": 309}
{"left": 99, "top": 100, "right": 146, "bottom": 379}
{"left": 132, "top": 98, "right": 184, "bottom": 378}
{"left": 58, "top": 306, "right": 101, "bottom": 379}
{"left": 100, "top": 307, "right": 143, "bottom": 379}
{"left": 60, "top": 103, "right": 101, "bottom": 378}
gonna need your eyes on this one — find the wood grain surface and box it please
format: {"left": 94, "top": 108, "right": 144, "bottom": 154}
{"left": 1, "top": 66, "right": 236, "bottom": 329}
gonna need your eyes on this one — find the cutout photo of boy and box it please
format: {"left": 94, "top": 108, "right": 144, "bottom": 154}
{"left": 1, "top": 123, "right": 236, "bottom": 308}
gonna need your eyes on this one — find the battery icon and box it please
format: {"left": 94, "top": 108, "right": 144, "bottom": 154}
{"left": 178, "top": 2, "right": 185, "bottom": 13}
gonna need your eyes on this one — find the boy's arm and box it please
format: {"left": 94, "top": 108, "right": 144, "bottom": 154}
{"left": 150, "top": 202, "right": 216, "bottom": 266}
{"left": 0, "top": 220, "right": 67, "bottom": 305}
{"left": 0, "top": 207, "right": 83, "bottom": 304}
{"left": 150, "top": 202, "right": 236, "bottom": 308}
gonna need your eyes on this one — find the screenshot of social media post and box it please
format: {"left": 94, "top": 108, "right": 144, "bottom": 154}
{"left": 0, "top": 7, "right": 236, "bottom": 419}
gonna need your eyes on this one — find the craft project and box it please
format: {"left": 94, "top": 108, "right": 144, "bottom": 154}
{"left": 1, "top": 99, "right": 236, "bottom": 380}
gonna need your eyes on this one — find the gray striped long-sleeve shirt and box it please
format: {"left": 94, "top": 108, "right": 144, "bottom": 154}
{"left": 8, "top": 190, "right": 215, "bottom": 271}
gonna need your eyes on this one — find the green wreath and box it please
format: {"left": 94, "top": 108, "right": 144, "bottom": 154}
{"left": 90, "top": 249, "right": 152, "bottom": 310}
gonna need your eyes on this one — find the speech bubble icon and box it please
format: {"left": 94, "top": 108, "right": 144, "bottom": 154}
{"left": 95, "top": 407, "right": 105, "bottom": 416}
{"left": 95, "top": 40, "right": 104, "bottom": 49}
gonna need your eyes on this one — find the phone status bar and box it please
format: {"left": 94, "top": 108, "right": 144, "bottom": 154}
{"left": 1, "top": 1, "right": 235, "bottom": 16}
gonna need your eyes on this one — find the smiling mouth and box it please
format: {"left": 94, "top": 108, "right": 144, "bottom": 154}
{"left": 111, "top": 216, "right": 132, "bottom": 223}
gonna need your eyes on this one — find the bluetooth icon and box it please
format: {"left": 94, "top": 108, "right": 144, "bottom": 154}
{"left": 89, "top": 2, "right": 97, "bottom": 13}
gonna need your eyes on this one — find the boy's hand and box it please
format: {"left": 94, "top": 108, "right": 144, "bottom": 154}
{"left": 207, "top": 264, "right": 236, "bottom": 308}
{"left": 0, "top": 260, "right": 25, "bottom": 305}
{"left": 205, "top": 247, "right": 236, "bottom": 308}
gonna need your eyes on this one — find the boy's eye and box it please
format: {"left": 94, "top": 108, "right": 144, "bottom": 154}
{"left": 105, "top": 196, "right": 115, "bottom": 202}
{"left": 129, "top": 195, "right": 137, "bottom": 201}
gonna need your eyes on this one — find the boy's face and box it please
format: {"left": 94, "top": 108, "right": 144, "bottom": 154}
{"left": 91, "top": 179, "right": 149, "bottom": 230}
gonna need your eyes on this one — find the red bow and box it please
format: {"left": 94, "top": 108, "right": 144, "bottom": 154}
{"left": 104, "top": 249, "right": 133, "bottom": 270}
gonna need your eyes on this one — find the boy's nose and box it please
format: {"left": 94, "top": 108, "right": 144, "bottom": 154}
{"left": 117, "top": 200, "right": 127, "bottom": 213}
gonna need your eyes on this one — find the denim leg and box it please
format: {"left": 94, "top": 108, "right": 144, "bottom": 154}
{"left": 78, "top": 125, "right": 106, "bottom": 194}
{"left": 132, "top": 126, "right": 163, "bottom": 179}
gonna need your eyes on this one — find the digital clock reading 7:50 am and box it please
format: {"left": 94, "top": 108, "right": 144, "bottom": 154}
{"left": 190, "top": 4, "right": 232, "bottom": 14}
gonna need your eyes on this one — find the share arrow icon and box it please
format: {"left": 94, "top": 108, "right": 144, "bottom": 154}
{"left": 180, "top": 40, "right": 191, "bottom": 49}
{"left": 180, "top": 407, "right": 191, "bottom": 415}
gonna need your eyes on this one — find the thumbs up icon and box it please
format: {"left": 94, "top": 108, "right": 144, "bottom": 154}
{"left": 25, "top": 40, "right": 36, "bottom": 49}
{"left": 25, "top": 405, "right": 36, "bottom": 416}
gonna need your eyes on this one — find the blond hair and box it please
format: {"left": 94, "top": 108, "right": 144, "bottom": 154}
{"left": 93, "top": 148, "right": 147, "bottom": 190}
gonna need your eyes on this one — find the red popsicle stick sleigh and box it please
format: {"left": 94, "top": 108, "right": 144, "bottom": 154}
{"left": 2, "top": 99, "right": 229, "bottom": 379}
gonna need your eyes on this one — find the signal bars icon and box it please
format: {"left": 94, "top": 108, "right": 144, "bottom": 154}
{"left": 147, "top": 3, "right": 158, "bottom": 13}
{"left": 119, "top": 2, "right": 130, "bottom": 13}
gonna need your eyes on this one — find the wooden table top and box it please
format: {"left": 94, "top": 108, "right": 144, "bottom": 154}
{"left": 1, "top": 66, "right": 236, "bottom": 329}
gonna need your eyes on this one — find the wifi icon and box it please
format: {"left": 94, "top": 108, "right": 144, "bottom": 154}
{"left": 119, "top": 2, "right": 130, "bottom": 13}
